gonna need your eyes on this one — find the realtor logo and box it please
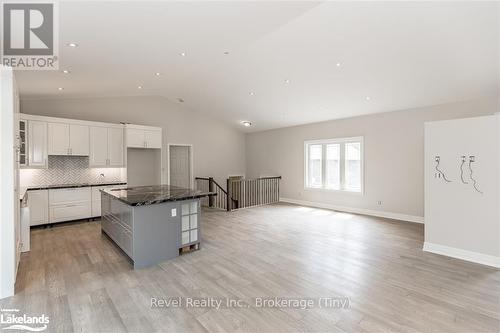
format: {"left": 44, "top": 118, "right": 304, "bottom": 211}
{"left": 1, "top": 2, "right": 58, "bottom": 70}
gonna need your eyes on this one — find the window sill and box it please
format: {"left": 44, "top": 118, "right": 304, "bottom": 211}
{"left": 304, "top": 186, "right": 364, "bottom": 195}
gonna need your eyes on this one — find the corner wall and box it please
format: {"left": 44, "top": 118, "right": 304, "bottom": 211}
{"left": 245, "top": 97, "right": 499, "bottom": 221}
{"left": 20, "top": 96, "right": 246, "bottom": 186}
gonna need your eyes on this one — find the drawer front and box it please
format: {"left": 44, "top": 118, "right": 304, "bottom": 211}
{"left": 49, "top": 187, "right": 91, "bottom": 205}
{"left": 49, "top": 201, "right": 91, "bottom": 223}
{"left": 109, "top": 199, "right": 132, "bottom": 229}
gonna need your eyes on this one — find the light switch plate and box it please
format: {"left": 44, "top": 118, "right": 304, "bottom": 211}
{"left": 171, "top": 208, "right": 177, "bottom": 217}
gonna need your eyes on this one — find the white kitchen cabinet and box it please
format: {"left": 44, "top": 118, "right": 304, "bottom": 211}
{"left": 28, "top": 120, "right": 47, "bottom": 168}
{"left": 28, "top": 190, "right": 49, "bottom": 226}
{"left": 70, "top": 124, "right": 89, "bottom": 155}
{"left": 90, "top": 126, "right": 124, "bottom": 167}
{"left": 48, "top": 122, "right": 70, "bottom": 155}
{"left": 91, "top": 185, "right": 108, "bottom": 217}
{"left": 90, "top": 127, "right": 108, "bottom": 166}
{"left": 144, "top": 130, "right": 162, "bottom": 149}
{"left": 126, "top": 125, "right": 162, "bottom": 149}
{"left": 126, "top": 128, "right": 145, "bottom": 148}
{"left": 108, "top": 127, "right": 124, "bottom": 166}
{"left": 49, "top": 187, "right": 91, "bottom": 223}
{"left": 48, "top": 122, "right": 89, "bottom": 156}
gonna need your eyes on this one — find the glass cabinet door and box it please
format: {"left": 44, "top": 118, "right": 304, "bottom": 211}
{"left": 19, "top": 120, "right": 27, "bottom": 166}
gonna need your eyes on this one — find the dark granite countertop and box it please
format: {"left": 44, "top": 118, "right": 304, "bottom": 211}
{"left": 101, "top": 185, "right": 216, "bottom": 206}
{"left": 25, "top": 182, "right": 127, "bottom": 191}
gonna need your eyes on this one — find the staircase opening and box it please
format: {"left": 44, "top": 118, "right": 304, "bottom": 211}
{"left": 195, "top": 176, "right": 281, "bottom": 211}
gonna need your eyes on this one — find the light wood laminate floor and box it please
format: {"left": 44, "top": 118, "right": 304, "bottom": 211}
{"left": 1, "top": 203, "right": 499, "bottom": 332}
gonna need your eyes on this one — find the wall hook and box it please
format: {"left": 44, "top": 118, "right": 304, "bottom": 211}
{"left": 434, "top": 156, "right": 452, "bottom": 182}
{"left": 468, "top": 156, "right": 483, "bottom": 194}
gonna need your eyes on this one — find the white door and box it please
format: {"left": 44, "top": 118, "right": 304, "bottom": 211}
{"left": 69, "top": 124, "right": 89, "bottom": 155}
{"left": 145, "top": 130, "right": 162, "bottom": 149}
{"left": 126, "top": 128, "right": 145, "bottom": 148}
{"left": 90, "top": 126, "right": 108, "bottom": 166}
{"left": 28, "top": 120, "right": 47, "bottom": 167}
{"left": 169, "top": 145, "right": 191, "bottom": 188}
{"left": 28, "top": 190, "right": 49, "bottom": 226}
{"left": 108, "top": 127, "right": 124, "bottom": 166}
{"left": 48, "top": 122, "right": 70, "bottom": 155}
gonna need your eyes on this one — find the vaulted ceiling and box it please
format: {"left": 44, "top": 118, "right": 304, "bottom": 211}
{"left": 16, "top": 1, "right": 499, "bottom": 132}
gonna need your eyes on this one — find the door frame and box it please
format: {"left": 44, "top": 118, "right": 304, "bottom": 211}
{"left": 167, "top": 143, "right": 194, "bottom": 188}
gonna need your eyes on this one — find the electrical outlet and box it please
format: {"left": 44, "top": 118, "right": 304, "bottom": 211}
{"left": 461, "top": 156, "right": 466, "bottom": 162}
{"left": 377, "top": 201, "right": 382, "bottom": 205}
{"left": 469, "top": 155, "right": 475, "bottom": 162}
{"left": 171, "top": 208, "right": 177, "bottom": 217}
{"left": 435, "top": 156, "right": 440, "bottom": 162}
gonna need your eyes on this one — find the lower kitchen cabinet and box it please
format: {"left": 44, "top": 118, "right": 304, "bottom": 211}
{"left": 49, "top": 187, "right": 91, "bottom": 223}
{"left": 26, "top": 184, "right": 126, "bottom": 226}
{"left": 91, "top": 184, "right": 126, "bottom": 217}
{"left": 28, "top": 190, "right": 48, "bottom": 226}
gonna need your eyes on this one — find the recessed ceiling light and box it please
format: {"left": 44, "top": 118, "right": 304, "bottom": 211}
{"left": 62, "top": 70, "right": 70, "bottom": 74}
{"left": 241, "top": 121, "right": 252, "bottom": 127}
{"left": 336, "top": 63, "right": 341, "bottom": 67}
{"left": 284, "top": 79, "right": 290, "bottom": 84}
{"left": 67, "top": 42, "right": 78, "bottom": 47}
{"left": 365, "top": 96, "right": 371, "bottom": 101}
{"left": 249, "top": 92, "right": 255, "bottom": 96}
{"left": 58, "top": 87, "right": 64, "bottom": 91}
{"left": 155, "top": 72, "right": 161, "bottom": 76}
{"left": 178, "top": 98, "right": 185, "bottom": 103}
{"left": 180, "top": 52, "right": 186, "bottom": 57}
{"left": 137, "top": 85, "right": 143, "bottom": 89}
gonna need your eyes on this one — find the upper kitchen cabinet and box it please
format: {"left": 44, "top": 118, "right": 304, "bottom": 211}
{"left": 28, "top": 120, "right": 48, "bottom": 168}
{"left": 18, "top": 117, "right": 48, "bottom": 168}
{"left": 48, "top": 122, "right": 89, "bottom": 156}
{"left": 90, "top": 126, "right": 124, "bottom": 167}
{"left": 125, "top": 124, "right": 162, "bottom": 149}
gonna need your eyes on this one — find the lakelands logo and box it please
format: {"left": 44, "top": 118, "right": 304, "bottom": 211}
{"left": 0, "top": 309, "right": 49, "bottom": 331}
{"left": 1, "top": 1, "right": 59, "bottom": 70}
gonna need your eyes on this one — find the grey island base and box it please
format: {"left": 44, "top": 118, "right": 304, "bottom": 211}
{"left": 100, "top": 185, "right": 215, "bottom": 269}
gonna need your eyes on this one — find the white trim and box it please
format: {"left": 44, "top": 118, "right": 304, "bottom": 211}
{"left": 280, "top": 197, "right": 424, "bottom": 223}
{"left": 423, "top": 242, "right": 500, "bottom": 268}
{"left": 124, "top": 123, "right": 162, "bottom": 131}
{"left": 21, "top": 113, "right": 124, "bottom": 128}
{"left": 167, "top": 143, "right": 194, "bottom": 188}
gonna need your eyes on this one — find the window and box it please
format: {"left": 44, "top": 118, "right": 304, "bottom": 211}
{"left": 304, "top": 137, "right": 363, "bottom": 193}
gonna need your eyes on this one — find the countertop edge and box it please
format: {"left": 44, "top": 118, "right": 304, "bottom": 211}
{"left": 24, "top": 182, "right": 127, "bottom": 191}
{"left": 101, "top": 190, "right": 217, "bottom": 207}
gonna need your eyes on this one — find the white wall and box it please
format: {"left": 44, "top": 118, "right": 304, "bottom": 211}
{"left": 246, "top": 97, "right": 499, "bottom": 221}
{"left": 424, "top": 114, "right": 499, "bottom": 267}
{"left": 21, "top": 96, "right": 246, "bottom": 186}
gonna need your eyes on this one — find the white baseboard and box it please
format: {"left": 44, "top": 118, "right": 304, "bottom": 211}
{"left": 279, "top": 197, "right": 424, "bottom": 223}
{"left": 423, "top": 242, "right": 500, "bottom": 268}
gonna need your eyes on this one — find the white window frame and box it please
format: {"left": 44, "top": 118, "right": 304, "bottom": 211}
{"left": 304, "top": 136, "right": 364, "bottom": 194}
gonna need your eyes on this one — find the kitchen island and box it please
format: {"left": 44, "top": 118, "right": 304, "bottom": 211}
{"left": 100, "top": 185, "right": 215, "bottom": 269}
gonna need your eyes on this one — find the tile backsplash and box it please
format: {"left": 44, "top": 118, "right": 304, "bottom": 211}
{"left": 20, "top": 156, "right": 126, "bottom": 187}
